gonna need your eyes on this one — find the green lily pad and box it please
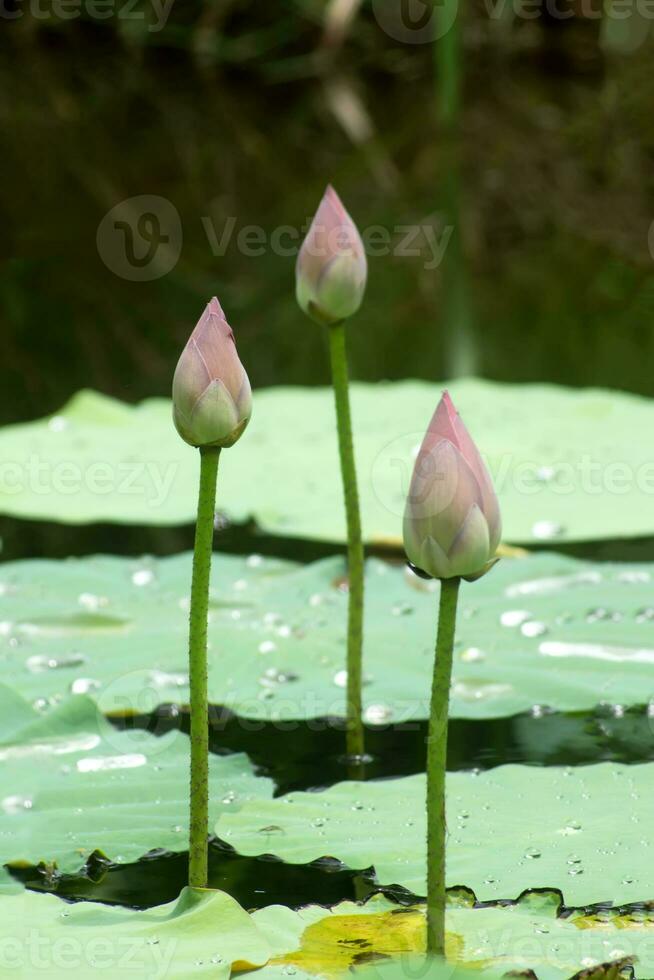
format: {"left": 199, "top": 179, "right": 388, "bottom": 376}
{"left": 216, "top": 763, "right": 654, "bottom": 906}
{"left": 0, "top": 886, "right": 271, "bottom": 979}
{"left": 0, "top": 687, "right": 272, "bottom": 873}
{"left": 250, "top": 893, "right": 650, "bottom": 980}
{"left": 2, "top": 381, "right": 654, "bottom": 543}
{"left": 2, "top": 551, "right": 654, "bottom": 721}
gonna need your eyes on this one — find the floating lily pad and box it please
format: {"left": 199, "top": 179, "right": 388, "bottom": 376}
{"left": 0, "top": 886, "right": 270, "bottom": 979}
{"left": 216, "top": 763, "right": 654, "bottom": 906}
{"left": 2, "top": 381, "right": 654, "bottom": 542}
{"left": 0, "top": 687, "right": 272, "bottom": 873}
{"left": 250, "top": 894, "right": 649, "bottom": 980}
{"left": 2, "top": 551, "right": 654, "bottom": 721}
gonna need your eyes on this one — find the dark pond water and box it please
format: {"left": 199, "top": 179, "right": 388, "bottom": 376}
{"left": 9, "top": 699, "right": 654, "bottom": 909}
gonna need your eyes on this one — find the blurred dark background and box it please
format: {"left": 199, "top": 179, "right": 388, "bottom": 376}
{"left": 2, "top": 0, "right": 654, "bottom": 426}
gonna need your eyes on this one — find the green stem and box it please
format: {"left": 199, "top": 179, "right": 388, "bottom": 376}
{"left": 328, "top": 322, "right": 365, "bottom": 761}
{"left": 435, "top": 0, "right": 476, "bottom": 378}
{"left": 187, "top": 445, "right": 220, "bottom": 888}
{"left": 426, "top": 575, "right": 461, "bottom": 955}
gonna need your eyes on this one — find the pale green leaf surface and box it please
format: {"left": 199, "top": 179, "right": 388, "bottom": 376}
{"left": 0, "top": 886, "right": 271, "bottom": 979}
{"left": 250, "top": 894, "right": 653, "bottom": 980}
{"left": 1, "top": 381, "right": 653, "bottom": 542}
{"left": 0, "top": 688, "right": 273, "bottom": 873}
{"left": 216, "top": 764, "right": 654, "bottom": 906}
{"left": 1, "top": 551, "right": 654, "bottom": 721}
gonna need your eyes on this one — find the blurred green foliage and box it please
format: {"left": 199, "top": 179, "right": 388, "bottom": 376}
{"left": 1, "top": 0, "right": 654, "bottom": 423}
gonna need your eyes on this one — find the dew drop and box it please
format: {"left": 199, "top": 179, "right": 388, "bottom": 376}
{"left": 78, "top": 593, "right": 108, "bottom": 611}
{"left": 132, "top": 568, "right": 155, "bottom": 587}
{"left": 585, "top": 607, "right": 611, "bottom": 623}
{"left": 524, "top": 847, "right": 542, "bottom": 859}
{"left": 532, "top": 520, "right": 565, "bottom": 540}
{"left": 451, "top": 680, "right": 512, "bottom": 701}
{"left": 619, "top": 569, "right": 650, "bottom": 584}
{"left": 150, "top": 669, "right": 189, "bottom": 688}
{"left": 259, "top": 667, "right": 299, "bottom": 688}
{"left": 500, "top": 610, "right": 532, "bottom": 628}
{"left": 69, "top": 677, "right": 101, "bottom": 695}
{"left": 258, "top": 640, "right": 277, "bottom": 655}
{"left": 77, "top": 753, "right": 147, "bottom": 773}
{"left": 391, "top": 602, "right": 414, "bottom": 617}
{"left": 521, "top": 620, "right": 548, "bottom": 638}
{"left": 460, "top": 646, "right": 486, "bottom": 663}
{"left": 2, "top": 795, "right": 33, "bottom": 815}
{"left": 27, "top": 653, "right": 87, "bottom": 673}
{"left": 364, "top": 704, "right": 393, "bottom": 724}
{"left": 333, "top": 669, "right": 372, "bottom": 688}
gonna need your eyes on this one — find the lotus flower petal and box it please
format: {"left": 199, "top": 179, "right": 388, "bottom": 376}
{"left": 406, "top": 438, "right": 482, "bottom": 553}
{"left": 447, "top": 504, "right": 491, "bottom": 578}
{"left": 418, "top": 534, "right": 452, "bottom": 580}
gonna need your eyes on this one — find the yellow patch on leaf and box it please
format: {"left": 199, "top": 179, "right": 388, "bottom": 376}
{"left": 269, "top": 906, "right": 466, "bottom": 977}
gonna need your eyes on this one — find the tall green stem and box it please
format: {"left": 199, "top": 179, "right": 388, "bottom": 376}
{"left": 435, "top": 0, "right": 476, "bottom": 378}
{"left": 187, "top": 445, "right": 220, "bottom": 888}
{"left": 328, "top": 322, "right": 365, "bottom": 761}
{"left": 426, "top": 575, "right": 461, "bottom": 955}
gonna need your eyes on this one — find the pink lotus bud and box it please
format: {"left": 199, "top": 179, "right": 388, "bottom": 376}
{"left": 296, "top": 185, "right": 367, "bottom": 325}
{"left": 172, "top": 298, "right": 252, "bottom": 449}
{"left": 403, "top": 392, "right": 501, "bottom": 581}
